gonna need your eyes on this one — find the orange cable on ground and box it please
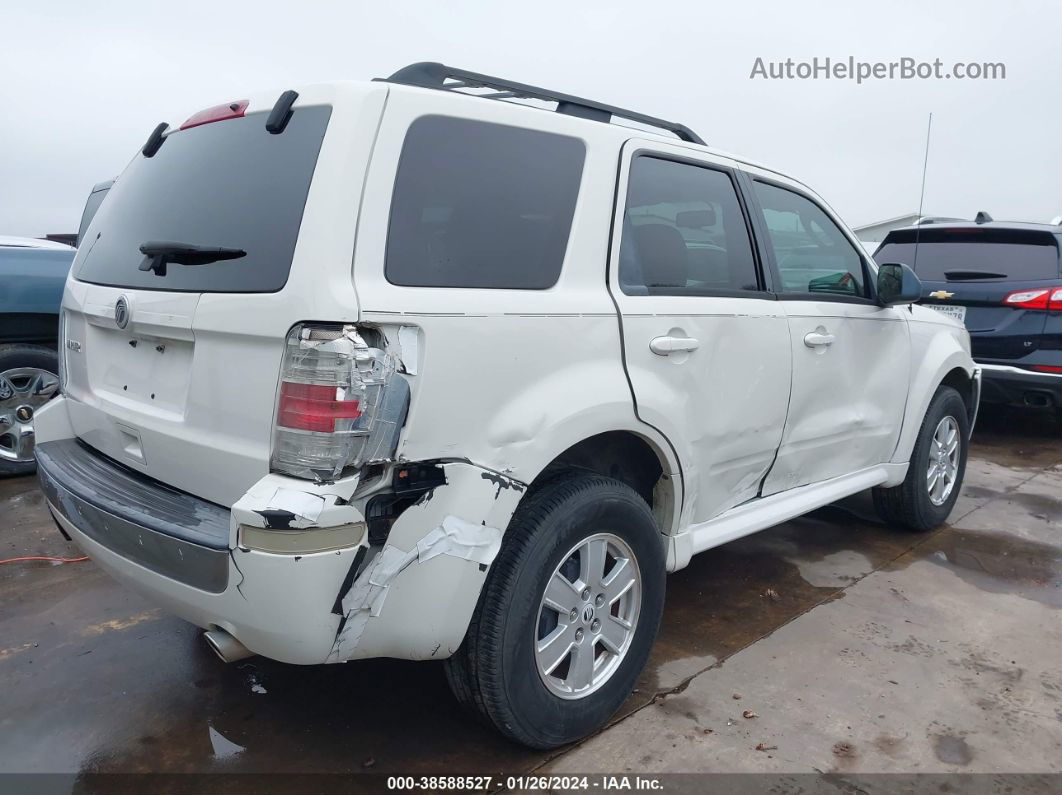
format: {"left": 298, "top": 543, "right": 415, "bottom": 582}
{"left": 0, "top": 555, "right": 89, "bottom": 565}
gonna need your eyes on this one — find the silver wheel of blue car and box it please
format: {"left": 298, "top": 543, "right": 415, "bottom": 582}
{"left": 0, "top": 366, "right": 60, "bottom": 463}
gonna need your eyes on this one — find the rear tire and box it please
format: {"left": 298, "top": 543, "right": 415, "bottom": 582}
{"left": 444, "top": 474, "right": 665, "bottom": 749}
{"left": 0, "top": 344, "right": 60, "bottom": 477}
{"left": 873, "top": 385, "right": 969, "bottom": 531}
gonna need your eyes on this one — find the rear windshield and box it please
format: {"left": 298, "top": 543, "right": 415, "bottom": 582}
{"left": 74, "top": 107, "right": 330, "bottom": 293}
{"left": 875, "top": 228, "right": 1060, "bottom": 282}
{"left": 385, "top": 115, "right": 585, "bottom": 289}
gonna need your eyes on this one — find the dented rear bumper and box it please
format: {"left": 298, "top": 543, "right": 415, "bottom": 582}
{"left": 34, "top": 396, "right": 525, "bottom": 665}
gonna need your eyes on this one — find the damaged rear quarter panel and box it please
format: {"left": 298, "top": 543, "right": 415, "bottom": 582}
{"left": 331, "top": 461, "right": 525, "bottom": 661}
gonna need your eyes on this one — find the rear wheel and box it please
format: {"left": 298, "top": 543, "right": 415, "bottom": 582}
{"left": 444, "top": 474, "right": 665, "bottom": 749}
{"left": 873, "top": 385, "right": 969, "bottom": 531}
{"left": 0, "top": 344, "right": 60, "bottom": 477}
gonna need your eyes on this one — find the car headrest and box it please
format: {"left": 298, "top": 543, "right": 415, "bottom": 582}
{"left": 632, "top": 224, "right": 688, "bottom": 289}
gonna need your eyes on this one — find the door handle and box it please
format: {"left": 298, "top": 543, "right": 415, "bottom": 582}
{"left": 803, "top": 331, "right": 836, "bottom": 348}
{"left": 650, "top": 336, "right": 700, "bottom": 356}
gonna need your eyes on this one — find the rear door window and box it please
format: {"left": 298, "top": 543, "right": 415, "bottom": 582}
{"left": 385, "top": 116, "right": 585, "bottom": 289}
{"left": 75, "top": 107, "right": 331, "bottom": 293}
{"left": 874, "top": 228, "right": 1061, "bottom": 281}
{"left": 618, "top": 156, "right": 762, "bottom": 295}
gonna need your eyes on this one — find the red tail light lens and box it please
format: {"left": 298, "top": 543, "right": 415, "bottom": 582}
{"left": 1031, "top": 365, "right": 1062, "bottom": 374}
{"left": 180, "top": 99, "right": 249, "bottom": 130}
{"left": 1003, "top": 288, "right": 1051, "bottom": 310}
{"left": 1002, "top": 287, "right": 1062, "bottom": 310}
{"left": 277, "top": 382, "right": 362, "bottom": 433}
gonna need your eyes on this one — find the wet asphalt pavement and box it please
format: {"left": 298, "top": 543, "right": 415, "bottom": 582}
{"left": 1, "top": 405, "right": 1060, "bottom": 779}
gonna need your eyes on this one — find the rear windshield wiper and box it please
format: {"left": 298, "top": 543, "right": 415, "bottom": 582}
{"left": 139, "top": 241, "right": 246, "bottom": 276}
{"left": 943, "top": 269, "right": 1008, "bottom": 281}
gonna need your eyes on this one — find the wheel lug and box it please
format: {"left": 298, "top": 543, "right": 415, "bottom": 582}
{"left": 569, "top": 608, "right": 578, "bottom": 621}
{"left": 591, "top": 619, "right": 601, "bottom": 632}
{"left": 575, "top": 628, "right": 584, "bottom": 642}
{"left": 581, "top": 588, "right": 591, "bottom": 601}
{"left": 595, "top": 594, "right": 604, "bottom": 607}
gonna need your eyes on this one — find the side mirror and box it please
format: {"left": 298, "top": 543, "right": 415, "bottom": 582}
{"left": 876, "top": 262, "right": 923, "bottom": 306}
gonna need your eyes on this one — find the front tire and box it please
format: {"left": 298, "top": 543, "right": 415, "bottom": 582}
{"left": 444, "top": 474, "right": 665, "bottom": 749}
{"left": 0, "top": 344, "right": 60, "bottom": 477}
{"left": 873, "top": 385, "right": 969, "bottom": 531}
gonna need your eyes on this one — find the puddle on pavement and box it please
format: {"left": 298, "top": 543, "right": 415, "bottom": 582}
{"left": 634, "top": 501, "right": 914, "bottom": 701}
{"left": 910, "top": 527, "right": 1062, "bottom": 609}
{"left": 970, "top": 405, "right": 1062, "bottom": 470}
{"left": 4, "top": 403, "right": 1058, "bottom": 775}
{"left": 980, "top": 490, "right": 1062, "bottom": 523}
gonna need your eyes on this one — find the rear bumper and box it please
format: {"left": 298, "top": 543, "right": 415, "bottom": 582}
{"left": 978, "top": 363, "right": 1062, "bottom": 408}
{"left": 33, "top": 396, "right": 525, "bottom": 665}
{"left": 37, "top": 439, "right": 231, "bottom": 592}
{"left": 36, "top": 436, "right": 356, "bottom": 665}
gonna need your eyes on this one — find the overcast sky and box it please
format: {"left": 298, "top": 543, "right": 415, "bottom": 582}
{"left": 3, "top": 0, "right": 1059, "bottom": 238}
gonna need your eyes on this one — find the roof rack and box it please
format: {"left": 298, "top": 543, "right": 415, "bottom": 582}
{"left": 378, "top": 62, "right": 705, "bottom": 145}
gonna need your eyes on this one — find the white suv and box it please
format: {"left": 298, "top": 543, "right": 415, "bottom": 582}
{"left": 36, "top": 63, "right": 979, "bottom": 748}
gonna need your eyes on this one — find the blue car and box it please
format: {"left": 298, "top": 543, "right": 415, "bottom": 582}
{"left": 875, "top": 216, "right": 1062, "bottom": 424}
{"left": 0, "top": 237, "right": 73, "bottom": 474}
{"left": 0, "top": 180, "right": 111, "bottom": 474}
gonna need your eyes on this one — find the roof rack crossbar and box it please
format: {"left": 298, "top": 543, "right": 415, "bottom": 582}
{"left": 378, "top": 61, "right": 705, "bottom": 145}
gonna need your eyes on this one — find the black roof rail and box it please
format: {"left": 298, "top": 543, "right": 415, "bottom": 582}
{"left": 378, "top": 62, "right": 705, "bottom": 146}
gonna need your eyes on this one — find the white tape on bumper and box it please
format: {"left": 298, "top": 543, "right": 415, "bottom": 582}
{"left": 332, "top": 515, "right": 502, "bottom": 656}
{"left": 265, "top": 488, "right": 326, "bottom": 524}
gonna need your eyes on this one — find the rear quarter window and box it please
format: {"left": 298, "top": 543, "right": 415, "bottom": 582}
{"left": 385, "top": 116, "right": 586, "bottom": 289}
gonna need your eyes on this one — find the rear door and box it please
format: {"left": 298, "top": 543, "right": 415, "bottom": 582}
{"left": 60, "top": 88, "right": 383, "bottom": 506}
{"left": 874, "top": 227, "right": 1060, "bottom": 360}
{"left": 745, "top": 176, "right": 911, "bottom": 493}
{"left": 609, "top": 141, "right": 792, "bottom": 523}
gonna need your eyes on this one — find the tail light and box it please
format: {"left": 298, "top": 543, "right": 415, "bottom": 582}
{"left": 1003, "top": 287, "right": 1062, "bottom": 310}
{"left": 271, "top": 324, "right": 409, "bottom": 481}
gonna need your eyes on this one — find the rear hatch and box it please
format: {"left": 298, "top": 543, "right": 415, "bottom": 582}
{"left": 875, "top": 226, "right": 1061, "bottom": 359}
{"left": 60, "top": 90, "right": 372, "bottom": 506}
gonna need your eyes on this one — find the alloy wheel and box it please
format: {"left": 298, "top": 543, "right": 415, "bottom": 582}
{"left": 926, "top": 415, "right": 960, "bottom": 506}
{"left": 0, "top": 367, "right": 60, "bottom": 463}
{"left": 534, "top": 533, "right": 642, "bottom": 700}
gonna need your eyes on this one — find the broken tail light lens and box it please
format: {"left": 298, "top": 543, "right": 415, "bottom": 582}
{"left": 271, "top": 324, "right": 409, "bottom": 481}
{"left": 277, "top": 382, "right": 362, "bottom": 432}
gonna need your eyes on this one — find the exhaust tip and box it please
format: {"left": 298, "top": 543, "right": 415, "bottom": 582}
{"left": 203, "top": 628, "right": 254, "bottom": 663}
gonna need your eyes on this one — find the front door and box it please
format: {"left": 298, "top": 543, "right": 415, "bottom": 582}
{"left": 609, "top": 141, "right": 792, "bottom": 525}
{"left": 744, "top": 176, "right": 911, "bottom": 494}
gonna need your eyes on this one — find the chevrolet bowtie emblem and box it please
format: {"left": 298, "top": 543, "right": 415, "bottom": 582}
{"left": 928, "top": 290, "right": 955, "bottom": 300}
